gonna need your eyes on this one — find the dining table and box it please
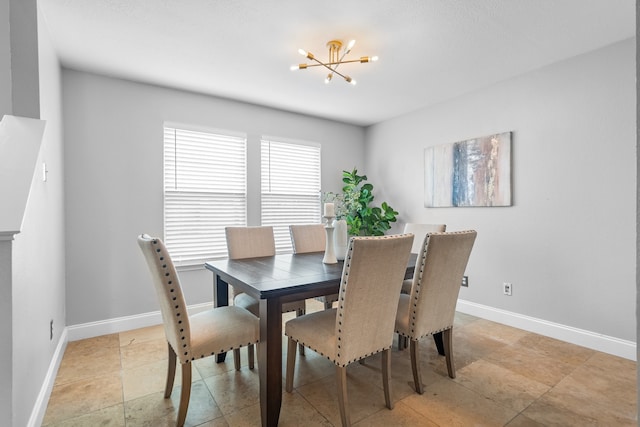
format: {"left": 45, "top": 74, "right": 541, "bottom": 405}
{"left": 204, "top": 251, "right": 417, "bottom": 427}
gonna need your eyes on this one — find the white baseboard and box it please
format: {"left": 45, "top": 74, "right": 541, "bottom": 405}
{"left": 67, "top": 302, "right": 214, "bottom": 342}
{"left": 27, "top": 327, "right": 68, "bottom": 427}
{"left": 457, "top": 299, "right": 636, "bottom": 361}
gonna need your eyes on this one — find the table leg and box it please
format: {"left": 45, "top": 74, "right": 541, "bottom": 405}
{"left": 214, "top": 275, "right": 229, "bottom": 363}
{"left": 258, "top": 297, "right": 282, "bottom": 427}
{"left": 433, "top": 331, "right": 445, "bottom": 356}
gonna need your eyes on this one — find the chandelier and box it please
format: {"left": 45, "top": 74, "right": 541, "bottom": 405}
{"left": 290, "top": 39, "right": 378, "bottom": 85}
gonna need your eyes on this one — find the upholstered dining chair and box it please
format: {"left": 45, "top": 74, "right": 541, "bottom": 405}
{"left": 395, "top": 230, "right": 477, "bottom": 394}
{"left": 137, "top": 234, "right": 259, "bottom": 427}
{"left": 225, "top": 226, "right": 307, "bottom": 359}
{"left": 289, "top": 223, "right": 325, "bottom": 254}
{"left": 397, "top": 223, "right": 447, "bottom": 350}
{"left": 289, "top": 224, "right": 339, "bottom": 310}
{"left": 400, "top": 223, "right": 446, "bottom": 294}
{"left": 285, "top": 234, "right": 413, "bottom": 427}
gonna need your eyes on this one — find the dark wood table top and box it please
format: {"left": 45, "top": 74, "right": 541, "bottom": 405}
{"left": 205, "top": 251, "right": 417, "bottom": 301}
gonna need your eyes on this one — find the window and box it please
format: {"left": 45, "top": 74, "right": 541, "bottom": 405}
{"left": 164, "top": 126, "right": 246, "bottom": 266}
{"left": 261, "top": 138, "right": 322, "bottom": 253}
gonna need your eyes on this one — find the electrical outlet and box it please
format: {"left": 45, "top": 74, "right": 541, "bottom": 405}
{"left": 503, "top": 283, "right": 512, "bottom": 296}
{"left": 461, "top": 276, "right": 468, "bottom": 287}
{"left": 50, "top": 319, "right": 53, "bottom": 340}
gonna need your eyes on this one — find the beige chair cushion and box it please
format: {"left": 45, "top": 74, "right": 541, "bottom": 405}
{"left": 289, "top": 224, "right": 326, "bottom": 254}
{"left": 189, "top": 306, "right": 259, "bottom": 358}
{"left": 284, "top": 308, "right": 338, "bottom": 357}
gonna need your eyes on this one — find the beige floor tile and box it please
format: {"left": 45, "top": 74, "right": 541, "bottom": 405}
{"left": 454, "top": 359, "right": 550, "bottom": 412}
{"left": 43, "top": 373, "right": 123, "bottom": 425}
{"left": 402, "top": 377, "right": 518, "bottom": 426}
{"left": 284, "top": 347, "right": 336, "bottom": 390}
{"left": 202, "top": 368, "right": 260, "bottom": 416}
{"left": 67, "top": 333, "right": 120, "bottom": 353}
{"left": 540, "top": 367, "right": 636, "bottom": 423}
{"left": 194, "top": 349, "right": 255, "bottom": 379}
{"left": 222, "top": 403, "right": 260, "bottom": 427}
{"left": 583, "top": 350, "right": 638, "bottom": 382}
{"left": 119, "top": 324, "right": 165, "bottom": 347}
{"left": 451, "top": 326, "right": 509, "bottom": 370}
{"left": 504, "top": 413, "right": 550, "bottom": 427}
{"left": 122, "top": 358, "right": 202, "bottom": 401}
{"left": 278, "top": 391, "right": 333, "bottom": 426}
{"left": 354, "top": 400, "right": 439, "bottom": 426}
{"left": 515, "top": 333, "right": 594, "bottom": 365}
{"left": 483, "top": 340, "right": 579, "bottom": 387}
{"left": 295, "top": 366, "right": 402, "bottom": 426}
{"left": 193, "top": 417, "right": 230, "bottom": 427}
{"left": 520, "top": 399, "right": 603, "bottom": 426}
{"left": 42, "top": 403, "right": 125, "bottom": 427}
{"left": 453, "top": 311, "right": 481, "bottom": 328}
{"left": 461, "top": 318, "right": 530, "bottom": 345}
{"left": 124, "top": 380, "right": 222, "bottom": 427}
{"left": 120, "top": 337, "right": 169, "bottom": 371}
{"left": 54, "top": 342, "right": 122, "bottom": 385}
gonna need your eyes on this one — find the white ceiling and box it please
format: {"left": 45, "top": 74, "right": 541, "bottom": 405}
{"left": 38, "top": 0, "right": 635, "bottom": 126}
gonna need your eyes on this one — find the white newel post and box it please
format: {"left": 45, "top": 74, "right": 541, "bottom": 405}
{"left": 0, "top": 233, "right": 15, "bottom": 426}
{"left": 0, "top": 115, "right": 46, "bottom": 426}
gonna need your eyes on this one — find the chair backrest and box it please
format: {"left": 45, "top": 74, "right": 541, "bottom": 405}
{"left": 289, "top": 224, "right": 326, "bottom": 254}
{"left": 403, "top": 223, "right": 447, "bottom": 254}
{"left": 334, "top": 234, "right": 413, "bottom": 366}
{"left": 137, "top": 234, "right": 192, "bottom": 363}
{"left": 225, "top": 226, "right": 276, "bottom": 259}
{"left": 408, "top": 230, "right": 477, "bottom": 338}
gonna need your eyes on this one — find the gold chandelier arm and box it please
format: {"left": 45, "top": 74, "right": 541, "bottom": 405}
{"left": 298, "top": 58, "right": 376, "bottom": 68}
{"left": 306, "top": 56, "right": 351, "bottom": 80}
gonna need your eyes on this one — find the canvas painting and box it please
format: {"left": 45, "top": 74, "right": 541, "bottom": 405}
{"left": 424, "top": 132, "right": 511, "bottom": 207}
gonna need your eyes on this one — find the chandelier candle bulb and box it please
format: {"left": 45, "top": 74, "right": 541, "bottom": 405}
{"left": 324, "top": 202, "right": 335, "bottom": 217}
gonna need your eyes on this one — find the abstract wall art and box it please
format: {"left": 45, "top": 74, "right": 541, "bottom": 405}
{"left": 424, "top": 132, "right": 512, "bottom": 207}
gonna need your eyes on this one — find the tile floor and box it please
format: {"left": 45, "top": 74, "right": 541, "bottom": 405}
{"left": 43, "top": 300, "right": 637, "bottom": 426}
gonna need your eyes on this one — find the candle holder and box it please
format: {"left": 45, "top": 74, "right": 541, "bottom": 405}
{"left": 322, "top": 215, "right": 337, "bottom": 264}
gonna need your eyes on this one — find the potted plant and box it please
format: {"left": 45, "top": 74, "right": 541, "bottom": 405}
{"left": 340, "top": 168, "right": 398, "bottom": 236}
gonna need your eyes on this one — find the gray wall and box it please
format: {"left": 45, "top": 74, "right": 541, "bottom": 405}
{"left": 62, "top": 70, "right": 365, "bottom": 325}
{"left": 9, "top": 6, "right": 66, "bottom": 426}
{"left": 365, "top": 38, "right": 636, "bottom": 342}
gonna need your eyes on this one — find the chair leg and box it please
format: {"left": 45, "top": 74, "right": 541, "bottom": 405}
{"left": 443, "top": 328, "right": 455, "bottom": 378}
{"left": 381, "top": 348, "right": 393, "bottom": 409}
{"left": 409, "top": 339, "right": 424, "bottom": 394}
{"left": 248, "top": 344, "right": 255, "bottom": 370}
{"left": 165, "top": 343, "right": 176, "bottom": 398}
{"left": 177, "top": 363, "right": 192, "bottom": 427}
{"left": 397, "top": 334, "right": 408, "bottom": 351}
{"left": 285, "top": 337, "right": 297, "bottom": 392}
{"left": 336, "top": 365, "right": 351, "bottom": 427}
{"left": 233, "top": 348, "right": 241, "bottom": 371}
{"left": 296, "top": 308, "right": 306, "bottom": 356}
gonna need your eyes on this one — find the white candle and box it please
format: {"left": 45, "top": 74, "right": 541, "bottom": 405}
{"left": 324, "top": 202, "right": 335, "bottom": 217}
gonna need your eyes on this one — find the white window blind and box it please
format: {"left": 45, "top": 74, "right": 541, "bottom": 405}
{"left": 261, "top": 138, "right": 321, "bottom": 253}
{"left": 164, "top": 126, "right": 247, "bottom": 266}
